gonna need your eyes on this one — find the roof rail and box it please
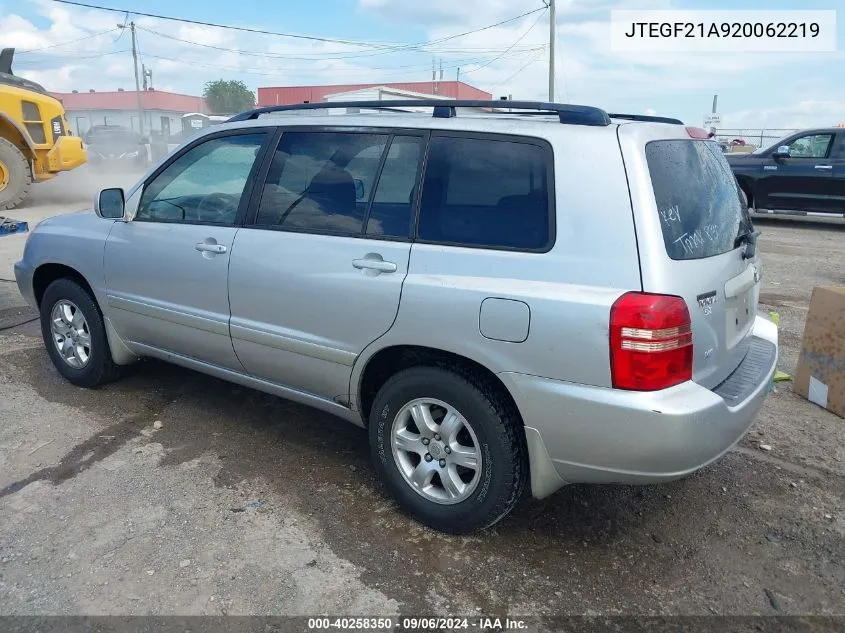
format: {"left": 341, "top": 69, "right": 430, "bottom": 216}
{"left": 226, "top": 100, "right": 612, "bottom": 127}
{"left": 608, "top": 113, "right": 684, "bottom": 125}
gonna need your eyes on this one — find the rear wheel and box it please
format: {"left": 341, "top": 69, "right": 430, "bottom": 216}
{"left": 0, "top": 137, "right": 32, "bottom": 210}
{"left": 369, "top": 366, "right": 527, "bottom": 534}
{"left": 40, "top": 278, "right": 122, "bottom": 388}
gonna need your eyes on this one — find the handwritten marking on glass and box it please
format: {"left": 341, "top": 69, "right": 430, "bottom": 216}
{"left": 660, "top": 205, "right": 682, "bottom": 225}
{"left": 673, "top": 224, "right": 721, "bottom": 255}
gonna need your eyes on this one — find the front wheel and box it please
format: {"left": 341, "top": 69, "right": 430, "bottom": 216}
{"left": 40, "top": 278, "right": 122, "bottom": 388}
{"left": 369, "top": 366, "right": 528, "bottom": 533}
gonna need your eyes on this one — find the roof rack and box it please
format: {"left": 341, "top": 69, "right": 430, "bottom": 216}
{"left": 608, "top": 113, "right": 684, "bottom": 125}
{"left": 226, "top": 100, "right": 612, "bottom": 127}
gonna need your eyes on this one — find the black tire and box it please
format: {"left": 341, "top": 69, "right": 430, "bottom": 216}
{"left": 0, "top": 137, "right": 32, "bottom": 210}
{"left": 40, "top": 278, "right": 122, "bottom": 388}
{"left": 369, "top": 366, "right": 528, "bottom": 534}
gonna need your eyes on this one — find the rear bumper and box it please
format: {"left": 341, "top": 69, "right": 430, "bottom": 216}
{"left": 502, "top": 314, "right": 778, "bottom": 499}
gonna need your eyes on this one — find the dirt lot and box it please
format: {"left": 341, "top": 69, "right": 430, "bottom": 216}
{"left": 0, "top": 173, "right": 843, "bottom": 617}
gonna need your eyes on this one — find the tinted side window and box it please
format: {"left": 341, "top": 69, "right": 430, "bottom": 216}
{"left": 255, "top": 132, "right": 388, "bottom": 235}
{"left": 137, "top": 134, "right": 265, "bottom": 224}
{"left": 787, "top": 134, "right": 833, "bottom": 158}
{"left": 366, "top": 136, "right": 423, "bottom": 239}
{"left": 417, "top": 136, "right": 552, "bottom": 250}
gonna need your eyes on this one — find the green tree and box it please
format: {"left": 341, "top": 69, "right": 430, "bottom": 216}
{"left": 202, "top": 79, "right": 255, "bottom": 114}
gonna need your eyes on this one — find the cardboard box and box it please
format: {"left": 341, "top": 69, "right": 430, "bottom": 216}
{"left": 794, "top": 286, "right": 845, "bottom": 419}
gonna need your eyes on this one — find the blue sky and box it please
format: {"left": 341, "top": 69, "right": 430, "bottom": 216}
{"left": 3, "top": 0, "right": 843, "bottom": 129}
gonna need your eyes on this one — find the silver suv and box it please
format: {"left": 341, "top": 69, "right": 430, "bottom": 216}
{"left": 14, "top": 101, "right": 778, "bottom": 533}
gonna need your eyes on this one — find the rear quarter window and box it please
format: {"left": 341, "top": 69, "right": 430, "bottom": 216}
{"left": 646, "top": 140, "right": 749, "bottom": 260}
{"left": 417, "top": 135, "right": 553, "bottom": 251}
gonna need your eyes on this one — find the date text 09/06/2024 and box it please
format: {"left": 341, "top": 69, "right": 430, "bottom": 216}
{"left": 306, "top": 617, "right": 529, "bottom": 630}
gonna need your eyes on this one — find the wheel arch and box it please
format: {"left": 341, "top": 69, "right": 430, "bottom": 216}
{"left": 32, "top": 262, "right": 138, "bottom": 366}
{"left": 356, "top": 344, "right": 522, "bottom": 428}
{"left": 356, "top": 343, "right": 566, "bottom": 501}
{"left": 32, "top": 262, "right": 96, "bottom": 309}
{"left": 0, "top": 112, "right": 36, "bottom": 157}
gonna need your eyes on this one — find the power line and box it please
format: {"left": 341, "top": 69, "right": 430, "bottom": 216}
{"left": 51, "top": 0, "right": 544, "bottom": 52}
{"left": 17, "top": 28, "right": 118, "bottom": 54}
{"left": 51, "top": 0, "right": 389, "bottom": 48}
{"left": 135, "top": 27, "right": 544, "bottom": 72}
{"left": 114, "top": 12, "right": 130, "bottom": 43}
{"left": 135, "top": 26, "right": 542, "bottom": 62}
{"left": 487, "top": 47, "right": 547, "bottom": 93}
{"left": 408, "top": 8, "right": 546, "bottom": 49}
{"left": 15, "top": 49, "right": 130, "bottom": 66}
{"left": 462, "top": 8, "right": 547, "bottom": 75}
{"left": 141, "top": 49, "right": 543, "bottom": 79}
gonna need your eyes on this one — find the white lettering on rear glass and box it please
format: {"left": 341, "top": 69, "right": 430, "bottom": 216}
{"left": 660, "top": 204, "right": 682, "bottom": 225}
{"left": 673, "top": 224, "right": 722, "bottom": 255}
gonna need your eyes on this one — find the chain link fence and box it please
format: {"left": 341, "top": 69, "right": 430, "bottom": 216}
{"left": 712, "top": 128, "right": 799, "bottom": 152}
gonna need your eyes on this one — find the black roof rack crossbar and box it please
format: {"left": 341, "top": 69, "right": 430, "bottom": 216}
{"left": 608, "top": 113, "right": 684, "bottom": 125}
{"left": 226, "top": 100, "right": 612, "bottom": 127}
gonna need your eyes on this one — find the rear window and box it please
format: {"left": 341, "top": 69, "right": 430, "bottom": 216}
{"left": 646, "top": 140, "right": 750, "bottom": 260}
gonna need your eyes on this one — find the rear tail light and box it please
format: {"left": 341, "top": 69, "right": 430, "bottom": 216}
{"left": 610, "top": 292, "right": 693, "bottom": 391}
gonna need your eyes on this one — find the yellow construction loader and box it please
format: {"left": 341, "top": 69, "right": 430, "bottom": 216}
{"left": 0, "top": 47, "right": 87, "bottom": 210}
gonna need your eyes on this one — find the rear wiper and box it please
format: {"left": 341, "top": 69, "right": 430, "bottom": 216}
{"left": 735, "top": 228, "right": 761, "bottom": 259}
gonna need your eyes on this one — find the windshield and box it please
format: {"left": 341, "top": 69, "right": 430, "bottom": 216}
{"left": 646, "top": 139, "right": 753, "bottom": 260}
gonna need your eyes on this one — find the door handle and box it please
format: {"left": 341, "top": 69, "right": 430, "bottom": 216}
{"left": 352, "top": 257, "right": 397, "bottom": 273}
{"left": 814, "top": 165, "right": 833, "bottom": 170}
{"left": 195, "top": 242, "right": 227, "bottom": 254}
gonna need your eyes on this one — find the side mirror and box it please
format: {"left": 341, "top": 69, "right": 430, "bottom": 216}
{"left": 95, "top": 187, "right": 126, "bottom": 219}
{"left": 772, "top": 145, "right": 791, "bottom": 160}
{"left": 354, "top": 178, "right": 365, "bottom": 201}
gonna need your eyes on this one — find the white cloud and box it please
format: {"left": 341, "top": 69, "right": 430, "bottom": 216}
{"left": 360, "top": 0, "right": 845, "bottom": 127}
{"left": 7, "top": 1, "right": 427, "bottom": 93}
{"left": 724, "top": 100, "right": 845, "bottom": 130}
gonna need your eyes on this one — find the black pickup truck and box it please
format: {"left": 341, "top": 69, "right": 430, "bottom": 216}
{"left": 727, "top": 127, "right": 845, "bottom": 217}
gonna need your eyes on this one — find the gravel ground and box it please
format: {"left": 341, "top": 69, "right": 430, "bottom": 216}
{"left": 0, "top": 183, "right": 843, "bottom": 617}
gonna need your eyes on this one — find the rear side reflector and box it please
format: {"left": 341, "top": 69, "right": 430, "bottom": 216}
{"left": 610, "top": 292, "right": 693, "bottom": 391}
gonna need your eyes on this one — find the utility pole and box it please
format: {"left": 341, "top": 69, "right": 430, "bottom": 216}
{"left": 142, "top": 64, "right": 152, "bottom": 91}
{"left": 119, "top": 21, "right": 145, "bottom": 135}
{"left": 548, "top": 0, "right": 556, "bottom": 102}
